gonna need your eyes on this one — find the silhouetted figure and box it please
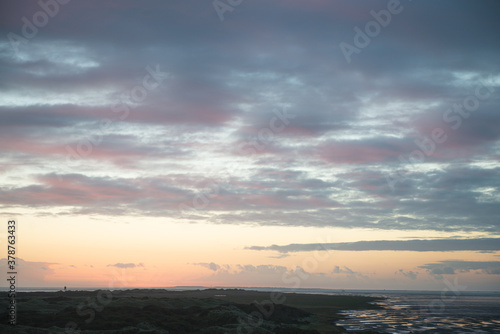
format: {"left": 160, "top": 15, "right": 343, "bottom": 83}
{"left": 64, "top": 286, "right": 67, "bottom": 292}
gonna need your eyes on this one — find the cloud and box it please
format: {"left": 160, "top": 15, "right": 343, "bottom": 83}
{"left": 0, "top": 0, "right": 499, "bottom": 236}
{"left": 0, "top": 258, "right": 57, "bottom": 286}
{"left": 396, "top": 269, "right": 418, "bottom": 280}
{"left": 332, "top": 265, "right": 367, "bottom": 278}
{"left": 247, "top": 238, "right": 500, "bottom": 253}
{"left": 193, "top": 262, "right": 221, "bottom": 272}
{"left": 235, "top": 264, "right": 289, "bottom": 275}
{"left": 419, "top": 261, "right": 500, "bottom": 277}
{"left": 333, "top": 266, "right": 354, "bottom": 274}
{"left": 190, "top": 262, "right": 370, "bottom": 287}
{"left": 107, "top": 263, "right": 143, "bottom": 269}
{"left": 269, "top": 253, "right": 290, "bottom": 259}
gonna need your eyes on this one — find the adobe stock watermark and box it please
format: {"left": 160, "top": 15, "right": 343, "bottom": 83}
{"left": 63, "top": 65, "right": 168, "bottom": 166}
{"left": 213, "top": 0, "right": 244, "bottom": 21}
{"left": 178, "top": 107, "right": 296, "bottom": 217}
{"left": 339, "top": 0, "right": 409, "bottom": 64}
{"left": 427, "top": 277, "right": 467, "bottom": 314}
{"left": 386, "top": 76, "right": 496, "bottom": 190}
{"left": 237, "top": 236, "right": 333, "bottom": 334}
{"left": 402, "top": 277, "right": 467, "bottom": 320}
{"left": 7, "top": 0, "right": 72, "bottom": 56}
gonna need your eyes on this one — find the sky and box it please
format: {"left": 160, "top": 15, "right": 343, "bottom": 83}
{"left": 0, "top": 0, "right": 499, "bottom": 291}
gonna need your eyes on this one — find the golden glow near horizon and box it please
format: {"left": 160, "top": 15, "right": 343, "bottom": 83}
{"left": 2, "top": 214, "right": 498, "bottom": 290}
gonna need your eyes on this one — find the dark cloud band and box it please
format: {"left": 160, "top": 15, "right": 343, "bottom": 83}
{"left": 247, "top": 238, "right": 500, "bottom": 253}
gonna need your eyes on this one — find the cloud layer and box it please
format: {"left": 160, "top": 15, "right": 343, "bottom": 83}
{"left": 419, "top": 260, "right": 500, "bottom": 276}
{"left": 0, "top": 0, "right": 499, "bottom": 235}
{"left": 107, "top": 263, "right": 144, "bottom": 269}
{"left": 247, "top": 238, "right": 500, "bottom": 253}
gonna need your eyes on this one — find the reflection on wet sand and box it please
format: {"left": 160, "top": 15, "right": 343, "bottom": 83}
{"left": 336, "top": 294, "right": 500, "bottom": 333}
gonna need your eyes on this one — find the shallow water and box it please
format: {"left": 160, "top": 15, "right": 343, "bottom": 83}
{"left": 336, "top": 294, "right": 500, "bottom": 333}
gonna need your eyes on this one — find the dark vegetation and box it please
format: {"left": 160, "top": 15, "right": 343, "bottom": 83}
{"left": 0, "top": 289, "right": 383, "bottom": 333}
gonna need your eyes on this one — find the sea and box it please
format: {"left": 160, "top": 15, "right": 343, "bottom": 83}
{"left": 6, "top": 287, "right": 500, "bottom": 333}
{"left": 334, "top": 291, "right": 500, "bottom": 334}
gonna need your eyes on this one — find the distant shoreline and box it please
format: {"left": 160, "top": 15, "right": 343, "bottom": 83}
{"left": 2, "top": 286, "right": 499, "bottom": 296}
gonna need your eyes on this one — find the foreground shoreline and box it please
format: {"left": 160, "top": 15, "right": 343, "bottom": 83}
{"left": 1, "top": 288, "right": 384, "bottom": 333}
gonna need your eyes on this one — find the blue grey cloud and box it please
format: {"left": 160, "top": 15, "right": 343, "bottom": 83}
{"left": 107, "top": 263, "right": 144, "bottom": 269}
{"left": 396, "top": 269, "right": 418, "bottom": 280}
{"left": 0, "top": 0, "right": 499, "bottom": 235}
{"left": 193, "top": 262, "right": 221, "bottom": 272}
{"left": 247, "top": 238, "right": 500, "bottom": 253}
{"left": 419, "top": 261, "right": 500, "bottom": 276}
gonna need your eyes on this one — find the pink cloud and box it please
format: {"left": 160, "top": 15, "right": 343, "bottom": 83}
{"left": 317, "top": 141, "right": 400, "bottom": 164}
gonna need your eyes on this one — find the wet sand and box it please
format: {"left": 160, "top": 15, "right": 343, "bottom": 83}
{"left": 0, "top": 288, "right": 383, "bottom": 333}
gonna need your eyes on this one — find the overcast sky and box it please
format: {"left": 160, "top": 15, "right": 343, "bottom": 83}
{"left": 0, "top": 0, "right": 499, "bottom": 290}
